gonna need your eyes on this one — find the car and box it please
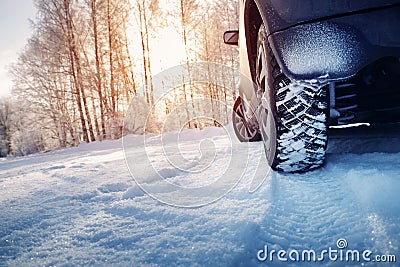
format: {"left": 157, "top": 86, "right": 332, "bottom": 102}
{"left": 224, "top": 0, "right": 400, "bottom": 172}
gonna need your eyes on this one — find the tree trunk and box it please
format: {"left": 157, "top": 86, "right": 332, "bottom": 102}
{"left": 138, "top": 1, "right": 150, "bottom": 105}
{"left": 143, "top": 3, "right": 154, "bottom": 106}
{"left": 179, "top": 0, "right": 194, "bottom": 128}
{"left": 63, "top": 0, "right": 95, "bottom": 142}
{"left": 91, "top": 0, "right": 107, "bottom": 139}
{"left": 107, "top": 0, "right": 116, "bottom": 113}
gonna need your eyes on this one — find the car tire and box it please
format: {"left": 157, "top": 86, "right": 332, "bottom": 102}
{"left": 232, "top": 96, "right": 262, "bottom": 142}
{"left": 256, "top": 24, "right": 329, "bottom": 172}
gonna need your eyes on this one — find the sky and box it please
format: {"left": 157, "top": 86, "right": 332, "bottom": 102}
{"left": 0, "top": 0, "right": 36, "bottom": 97}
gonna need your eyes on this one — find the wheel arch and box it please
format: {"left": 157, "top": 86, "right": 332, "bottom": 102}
{"left": 243, "top": 0, "right": 288, "bottom": 80}
{"left": 243, "top": 0, "right": 263, "bottom": 81}
{"left": 244, "top": 2, "right": 400, "bottom": 81}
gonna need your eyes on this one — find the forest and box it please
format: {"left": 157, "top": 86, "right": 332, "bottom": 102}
{"left": 0, "top": 0, "right": 239, "bottom": 157}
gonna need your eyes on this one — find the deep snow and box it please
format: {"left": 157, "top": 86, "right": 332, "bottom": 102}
{"left": 0, "top": 125, "right": 399, "bottom": 266}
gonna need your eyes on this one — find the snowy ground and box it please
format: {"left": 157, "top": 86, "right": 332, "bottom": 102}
{"left": 0, "top": 125, "right": 399, "bottom": 266}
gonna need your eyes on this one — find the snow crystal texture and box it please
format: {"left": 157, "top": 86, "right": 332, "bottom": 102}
{"left": 0, "top": 127, "right": 399, "bottom": 266}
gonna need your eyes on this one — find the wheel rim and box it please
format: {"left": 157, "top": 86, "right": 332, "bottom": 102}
{"left": 233, "top": 100, "right": 258, "bottom": 140}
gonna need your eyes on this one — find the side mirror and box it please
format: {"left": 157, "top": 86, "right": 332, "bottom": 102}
{"left": 223, "top": 30, "right": 239, "bottom": 46}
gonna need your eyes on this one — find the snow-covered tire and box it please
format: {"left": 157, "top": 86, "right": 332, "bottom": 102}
{"left": 256, "top": 25, "right": 329, "bottom": 172}
{"left": 232, "top": 96, "right": 262, "bottom": 142}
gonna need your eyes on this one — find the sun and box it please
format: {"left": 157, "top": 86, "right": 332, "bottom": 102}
{"left": 149, "top": 25, "right": 186, "bottom": 74}
{"left": 128, "top": 0, "right": 187, "bottom": 76}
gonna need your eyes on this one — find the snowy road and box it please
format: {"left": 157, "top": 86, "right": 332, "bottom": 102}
{"left": 0, "top": 126, "right": 399, "bottom": 266}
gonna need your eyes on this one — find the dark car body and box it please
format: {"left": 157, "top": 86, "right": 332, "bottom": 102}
{"left": 241, "top": 0, "right": 400, "bottom": 77}
{"left": 227, "top": 0, "right": 400, "bottom": 172}
{"left": 238, "top": 0, "right": 400, "bottom": 114}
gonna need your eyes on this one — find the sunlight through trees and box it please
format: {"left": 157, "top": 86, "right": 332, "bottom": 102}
{"left": 1, "top": 0, "right": 239, "bottom": 156}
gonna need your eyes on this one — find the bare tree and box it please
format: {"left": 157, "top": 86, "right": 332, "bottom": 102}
{"left": 87, "top": 0, "right": 107, "bottom": 139}
{"left": 0, "top": 97, "right": 13, "bottom": 156}
{"left": 133, "top": 0, "right": 163, "bottom": 106}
